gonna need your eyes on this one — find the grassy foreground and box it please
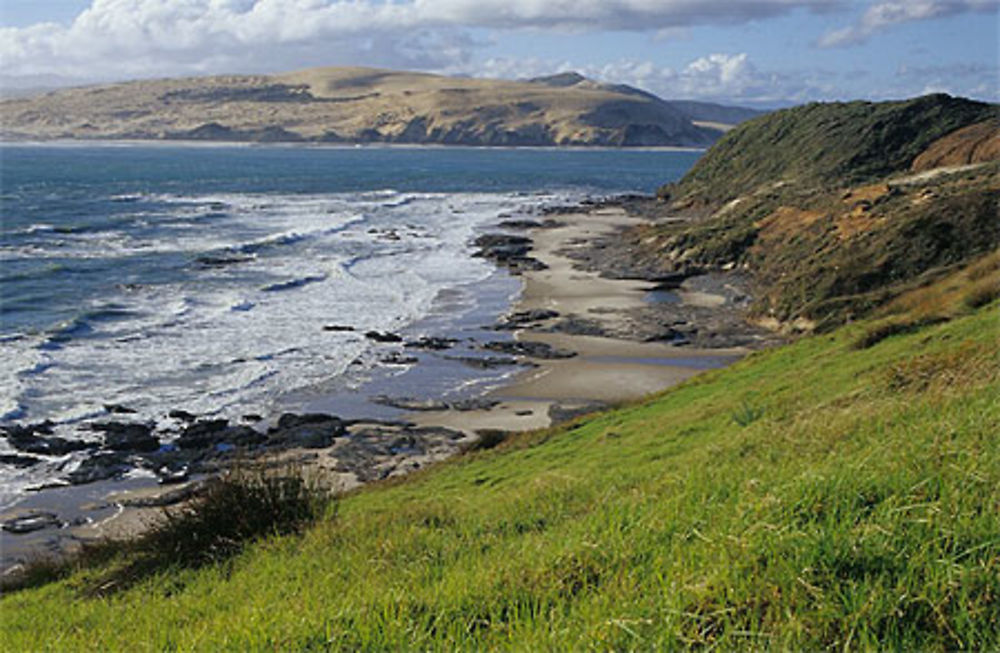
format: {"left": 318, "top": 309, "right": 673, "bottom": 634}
{"left": 2, "top": 299, "right": 998, "bottom": 649}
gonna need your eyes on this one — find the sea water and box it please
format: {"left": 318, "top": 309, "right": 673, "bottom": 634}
{"left": 0, "top": 143, "right": 700, "bottom": 499}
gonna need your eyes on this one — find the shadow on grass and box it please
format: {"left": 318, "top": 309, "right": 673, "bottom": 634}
{"left": 2, "top": 466, "right": 334, "bottom": 597}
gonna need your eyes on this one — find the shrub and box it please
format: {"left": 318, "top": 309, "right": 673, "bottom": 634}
{"left": 963, "top": 278, "right": 1000, "bottom": 309}
{"left": 853, "top": 315, "right": 949, "bottom": 350}
{"left": 140, "top": 467, "right": 332, "bottom": 568}
{"left": 2, "top": 466, "right": 333, "bottom": 595}
{"left": 731, "top": 399, "right": 765, "bottom": 427}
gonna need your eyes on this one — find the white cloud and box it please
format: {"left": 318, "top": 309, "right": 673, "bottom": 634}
{"left": 415, "top": 0, "right": 842, "bottom": 31}
{"left": 818, "top": 0, "right": 1000, "bottom": 47}
{"left": 449, "top": 53, "right": 836, "bottom": 105}
{"left": 592, "top": 53, "right": 838, "bottom": 103}
{"left": 0, "top": 0, "right": 841, "bottom": 80}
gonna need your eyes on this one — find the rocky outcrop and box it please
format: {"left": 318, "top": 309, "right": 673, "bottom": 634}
{"left": 910, "top": 119, "right": 1000, "bottom": 171}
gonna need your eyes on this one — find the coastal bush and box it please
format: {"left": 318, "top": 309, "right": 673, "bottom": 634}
{"left": 854, "top": 249, "right": 1000, "bottom": 348}
{"left": 645, "top": 96, "right": 999, "bottom": 333}
{"left": 663, "top": 94, "right": 995, "bottom": 205}
{"left": 962, "top": 277, "right": 1000, "bottom": 309}
{"left": 852, "top": 315, "right": 948, "bottom": 350}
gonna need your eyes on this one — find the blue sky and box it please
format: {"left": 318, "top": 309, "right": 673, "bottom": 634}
{"left": 1, "top": 1, "right": 997, "bottom": 107}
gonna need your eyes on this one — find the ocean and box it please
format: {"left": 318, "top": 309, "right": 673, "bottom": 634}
{"left": 0, "top": 143, "right": 699, "bottom": 502}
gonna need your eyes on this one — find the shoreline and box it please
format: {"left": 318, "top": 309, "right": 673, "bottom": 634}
{"left": 0, "top": 201, "right": 766, "bottom": 574}
{"left": 0, "top": 139, "right": 707, "bottom": 153}
{"left": 406, "top": 206, "right": 747, "bottom": 435}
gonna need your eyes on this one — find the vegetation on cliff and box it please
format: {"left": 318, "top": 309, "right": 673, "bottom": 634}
{"left": 646, "top": 94, "right": 999, "bottom": 330}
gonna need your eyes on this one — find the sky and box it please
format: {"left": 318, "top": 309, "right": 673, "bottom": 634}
{"left": 1, "top": 1, "right": 997, "bottom": 107}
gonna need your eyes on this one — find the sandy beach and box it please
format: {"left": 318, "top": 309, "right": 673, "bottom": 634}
{"left": 407, "top": 206, "right": 745, "bottom": 435}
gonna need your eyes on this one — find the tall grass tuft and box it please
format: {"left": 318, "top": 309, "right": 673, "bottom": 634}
{"left": 3, "top": 466, "right": 333, "bottom": 596}
{"left": 731, "top": 398, "right": 765, "bottom": 427}
{"left": 140, "top": 466, "right": 332, "bottom": 568}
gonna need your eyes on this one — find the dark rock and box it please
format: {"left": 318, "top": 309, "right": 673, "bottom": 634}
{"left": 30, "top": 421, "right": 54, "bottom": 435}
{"left": 444, "top": 355, "right": 521, "bottom": 369}
{"left": 91, "top": 422, "right": 158, "bottom": 452}
{"left": 365, "top": 330, "right": 403, "bottom": 343}
{"left": 482, "top": 341, "right": 576, "bottom": 359}
{"left": 195, "top": 253, "right": 254, "bottom": 267}
{"left": 172, "top": 424, "right": 267, "bottom": 452}
{"left": 323, "top": 324, "right": 355, "bottom": 332}
{"left": 404, "top": 336, "right": 458, "bottom": 350}
{"left": 122, "top": 481, "right": 204, "bottom": 507}
{"left": 103, "top": 403, "right": 137, "bottom": 414}
{"left": 542, "top": 204, "right": 585, "bottom": 216}
{"left": 2, "top": 511, "right": 62, "bottom": 534}
{"left": 370, "top": 395, "right": 499, "bottom": 412}
{"left": 341, "top": 417, "right": 416, "bottom": 428}
{"left": 270, "top": 413, "right": 345, "bottom": 449}
{"left": 270, "top": 422, "right": 345, "bottom": 449}
{"left": 472, "top": 233, "right": 533, "bottom": 263}
{"left": 371, "top": 396, "right": 449, "bottom": 411}
{"left": 275, "top": 413, "right": 340, "bottom": 431}
{"left": 168, "top": 409, "right": 198, "bottom": 423}
{"left": 408, "top": 426, "right": 467, "bottom": 441}
{"left": 496, "top": 218, "right": 563, "bottom": 231}
{"left": 547, "top": 401, "right": 609, "bottom": 425}
{"left": 242, "top": 414, "right": 264, "bottom": 423}
{"left": 505, "top": 256, "right": 549, "bottom": 275}
{"left": 448, "top": 398, "right": 501, "bottom": 412}
{"left": 380, "top": 352, "right": 419, "bottom": 366}
{"left": 220, "top": 426, "right": 268, "bottom": 448}
{"left": 643, "top": 328, "right": 693, "bottom": 346}
{"left": 328, "top": 423, "right": 468, "bottom": 481}
{"left": 0, "top": 453, "right": 43, "bottom": 468}
{"left": 495, "top": 309, "right": 560, "bottom": 330}
{"left": 388, "top": 434, "right": 418, "bottom": 454}
{"left": 473, "top": 233, "right": 533, "bottom": 250}
{"left": 2, "top": 425, "right": 95, "bottom": 456}
{"left": 175, "top": 419, "right": 231, "bottom": 449}
{"left": 66, "top": 452, "right": 131, "bottom": 485}
{"left": 472, "top": 429, "right": 509, "bottom": 450}
{"left": 547, "top": 317, "right": 608, "bottom": 337}
{"left": 498, "top": 219, "right": 543, "bottom": 229}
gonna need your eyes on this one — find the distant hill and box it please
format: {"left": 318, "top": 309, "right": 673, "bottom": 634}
{"left": 662, "top": 100, "right": 763, "bottom": 128}
{"left": 0, "top": 66, "right": 726, "bottom": 147}
{"left": 527, "top": 72, "right": 763, "bottom": 132}
{"left": 637, "top": 94, "right": 999, "bottom": 331}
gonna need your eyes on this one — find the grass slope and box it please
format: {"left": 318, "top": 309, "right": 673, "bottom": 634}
{"left": 2, "top": 279, "right": 998, "bottom": 650}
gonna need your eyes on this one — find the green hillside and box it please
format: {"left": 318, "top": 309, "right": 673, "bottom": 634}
{"left": 2, "top": 257, "right": 998, "bottom": 650}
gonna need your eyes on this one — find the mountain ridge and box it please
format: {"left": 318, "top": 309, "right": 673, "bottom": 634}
{"left": 0, "top": 66, "right": 756, "bottom": 147}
